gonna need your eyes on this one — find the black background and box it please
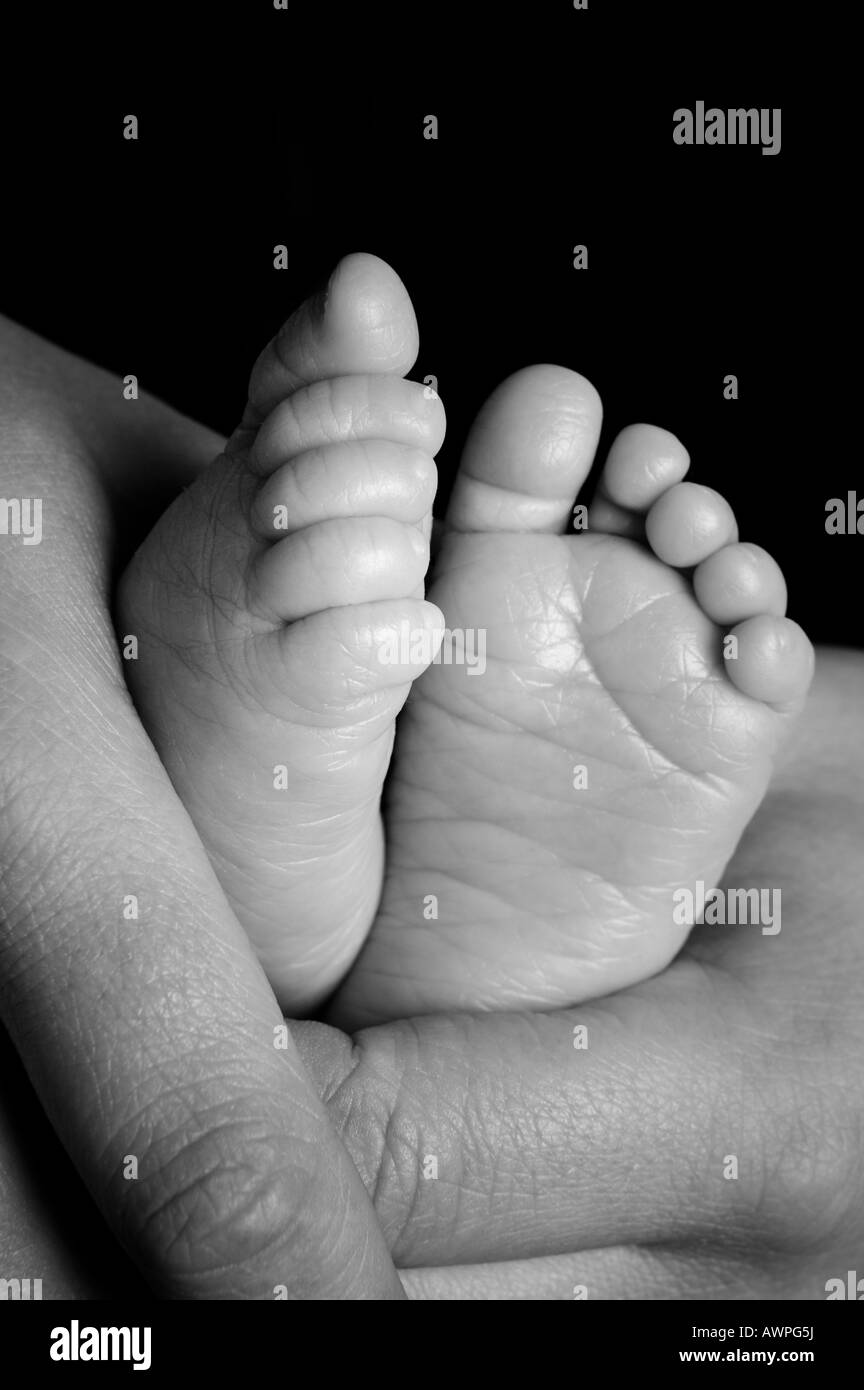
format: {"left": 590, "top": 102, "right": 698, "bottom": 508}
{"left": 2, "top": 3, "right": 853, "bottom": 645}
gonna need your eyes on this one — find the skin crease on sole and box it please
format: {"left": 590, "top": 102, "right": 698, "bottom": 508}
{"left": 330, "top": 372, "right": 814, "bottom": 1027}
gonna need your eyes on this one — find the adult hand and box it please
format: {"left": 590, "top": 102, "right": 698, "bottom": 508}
{"left": 0, "top": 313, "right": 403, "bottom": 1299}
{"left": 295, "top": 647, "right": 864, "bottom": 1298}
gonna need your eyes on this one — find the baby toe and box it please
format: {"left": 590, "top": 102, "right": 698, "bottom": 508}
{"left": 248, "top": 516, "right": 430, "bottom": 623}
{"left": 246, "top": 253, "right": 419, "bottom": 421}
{"left": 446, "top": 365, "right": 603, "bottom": 534}
{"left": 723, "top": 614, "right": 814, "bottom": 709}
{"left": 251, "top": 376, "right": 445, "bottom": 476}
{"left": 250, "top": 442, "right": 437, "bottom": 538}
{"left": 599, "top": 423, "right": 690, "bottom": 512}
{"left": 645, "top": 481, "right": 738, "bottom": 569}
{"left": 693, "top": 542, "right": 787, "bottom": 625}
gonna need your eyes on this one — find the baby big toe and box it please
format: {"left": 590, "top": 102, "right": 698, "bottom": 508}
{"left": 244, "top": 252, "right": 420, "bottom": 425}
{"left": 446, "top": 365, "right": 603, "bottom": 534}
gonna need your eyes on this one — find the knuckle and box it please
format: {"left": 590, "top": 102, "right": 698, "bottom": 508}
{"left": 326, "top": 1028, "right": 419, "bottom": 1216}
{"left": 325, "top": 1021, "right": 464, "bottom": 1258}
{"left": 743, "top": 1064, "right": 864, "bottom": 1254}
{"left": 118, "top": 1117, "right": 319, "bottom": 1296}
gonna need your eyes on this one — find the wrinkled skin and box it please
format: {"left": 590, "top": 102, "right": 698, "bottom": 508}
{"left": 340, "top": 525, "right": 803, "bottom": 1022}
{"left": 1, "top": 316, "right": 862, "bottom": 1299}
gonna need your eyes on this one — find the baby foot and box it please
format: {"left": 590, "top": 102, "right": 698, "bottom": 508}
{"left": 333, "top": 366, "right": 814, "bottom": 1023}
{"left": 117, "top": 254, "right": 446, "bottom": 1012}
